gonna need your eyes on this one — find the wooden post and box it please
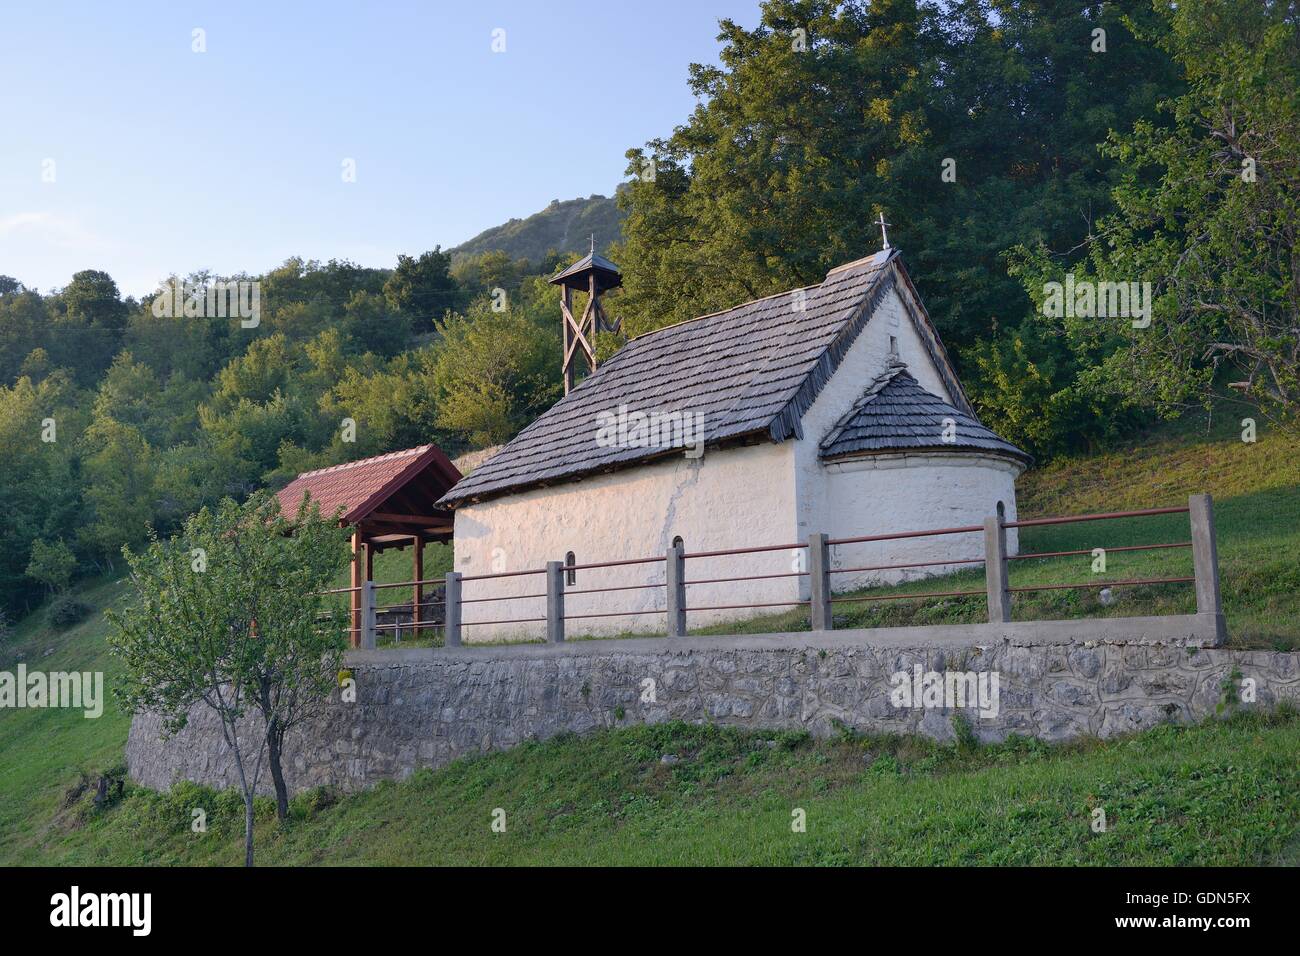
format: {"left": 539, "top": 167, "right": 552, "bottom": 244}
{"left": 360, "top": 580, "right": 376, "bottom": 650}
{"left": 561, "top": 286, "right": 574, "bottom": 395}
{"left": 984, "top": 515, "right": 1011, "bottom": 623}
{"left": 808, "top": 533, "right": 832, "bottom": 631}
{"left": 349, "top": 530, "right": 363, "bottom": 648}
{"left": 412, "top": 535, "right": 423, "bottom": 637}
{"left": 444, "top": 572, "right": 462, "bottom": 646}
{"left": 666, "top": 540, "right": 686, "bottom": 638}
{"left": 546, "top": 561, "right": 566, "bottom": 643}
{"left": 1189, "top": 493, "right": 1226, "bottom": 645}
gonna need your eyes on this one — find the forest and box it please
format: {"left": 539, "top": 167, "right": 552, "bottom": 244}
{"left": 1, "top": 0, "right": 1295, "bottom": 618}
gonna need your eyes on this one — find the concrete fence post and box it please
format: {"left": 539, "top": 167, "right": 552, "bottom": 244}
{"left": 360, "top": 580, "right": 377, "bottom": 650}
{"left": 666, "top": 540, "right": 686, "bottom": 637}
{"left": 983, "top": 515, "right": 1011, "bottom": 623}
{"left": 1189, "top": 493, "right": 1226, "bottom": 645}
{"left": 546, "top": 561, "right": 566, "bottom": 643}
{"left": 808, "top": 532, "right": 832, "bottom": 631}
{"left": 444, "top": 571, "right": 462, "bottom": 647}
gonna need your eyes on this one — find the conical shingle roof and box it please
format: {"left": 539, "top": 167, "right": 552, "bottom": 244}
{"left": 820, "top": 364, "right": 1030, "bottom": 464}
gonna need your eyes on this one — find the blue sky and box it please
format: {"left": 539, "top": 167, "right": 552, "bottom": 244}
{"left": 0, "top": 0, "right": 760, "bottom": 297}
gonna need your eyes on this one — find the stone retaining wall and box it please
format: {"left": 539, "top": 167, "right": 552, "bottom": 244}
{"left": 126, "top": 615, "right": 1299, "bottom": 797}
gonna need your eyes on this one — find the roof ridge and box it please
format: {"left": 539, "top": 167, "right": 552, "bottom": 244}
{"left": 292, "top": 444, "right": 431, "bottom": 480}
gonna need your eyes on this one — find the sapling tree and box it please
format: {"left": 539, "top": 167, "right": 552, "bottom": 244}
{"left": 108, "top": 491, "right": 349, "bottom": 865}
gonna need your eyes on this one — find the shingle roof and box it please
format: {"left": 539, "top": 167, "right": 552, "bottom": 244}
{"left": 820, "top": 364, "right": 1031, "bottom": 464}
{"left": 439, "top": 251, "right": 975, "bottom": 507}
{"left": 277, "top": 444, "right": 461, "bottom": 524}
{"left": 550, "top": 252, "right": 623, "bottom": 293}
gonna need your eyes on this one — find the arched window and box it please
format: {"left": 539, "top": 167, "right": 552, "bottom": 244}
{"left": 996, "top": 501, "right": 1006, "bottom": 523}
{"left": 671, "top": 535, "right": 684, "bottom": 551}
{"left": 564, "top": 551, "right": 577, "bottom": 586}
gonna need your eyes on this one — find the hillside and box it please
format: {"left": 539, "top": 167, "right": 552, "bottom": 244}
{"left": 448, "top": 193, "right": 625, "bottom": 266}
{"left": 1, "top": 416, "right": 1297, "bottom": 866}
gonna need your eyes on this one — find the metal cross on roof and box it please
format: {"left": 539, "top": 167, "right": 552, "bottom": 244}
{"left": 876, "top": 212, "right": 892, "bottom": 250}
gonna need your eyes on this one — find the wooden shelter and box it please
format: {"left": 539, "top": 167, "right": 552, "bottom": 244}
{"left": 276, "top": 444, "right": 461, "bottom": 646}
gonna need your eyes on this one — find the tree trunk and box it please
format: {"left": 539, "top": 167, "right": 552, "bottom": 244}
{"left": 266, "top": 718, "right": 290, "bottom": 821}
{"left": 243, "top": 791, "right": 255, "bottom": 868}
{"left": 226, "top": 720, "right": 256, "bottom": 867}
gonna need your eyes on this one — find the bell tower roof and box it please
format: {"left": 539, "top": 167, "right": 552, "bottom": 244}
{"left": 549, "top": 250, "right": 623, "bottom": 293}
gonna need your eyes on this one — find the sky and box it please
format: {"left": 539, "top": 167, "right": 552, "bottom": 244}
{"left": 0, "top": 0, "right": 760, "bottom": 298}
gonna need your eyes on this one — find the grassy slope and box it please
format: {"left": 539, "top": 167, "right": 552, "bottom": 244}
{"left": 1, "top": 417, "right": 1296, "bottom": 865}
{"left": 18, "top": 715, "right": 1300, "bottom": 866}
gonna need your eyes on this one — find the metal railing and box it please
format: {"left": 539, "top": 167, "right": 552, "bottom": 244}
{"left": 330, "top": 494, "right": 1222, "bottom": 649}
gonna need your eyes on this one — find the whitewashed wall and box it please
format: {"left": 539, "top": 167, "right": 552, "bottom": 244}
{"left": 452, "top": 442, "right": 800, "bottom": 641}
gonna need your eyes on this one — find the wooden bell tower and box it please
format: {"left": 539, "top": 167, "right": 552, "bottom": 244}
{"left": 549, "top": 238, "right": 622, "bottom": 394}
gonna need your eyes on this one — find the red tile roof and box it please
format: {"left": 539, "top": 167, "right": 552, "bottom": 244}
{"left": 276, "top": 444, "right": 460, "bottom": 524}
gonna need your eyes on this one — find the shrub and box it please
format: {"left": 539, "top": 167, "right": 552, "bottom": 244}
{"left": 48, "top": 594, "right": 91, "bottom": 627}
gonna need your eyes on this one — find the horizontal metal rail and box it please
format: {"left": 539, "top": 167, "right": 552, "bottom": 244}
{"left": 687, "top": 600, "right": 811, "bottom": 611}
{"left": 372, "top": 621, "right": 444, "bottom": 632}
{"left": 1004, "top": 505, "right": 1189, "bottom": 529}
{"left": 373, "top": 577, "right": 447, "bottom": 590}
{"left": 828, "top": 524, "right": 983, "bottom": 546}
{"left": 830, "top": 557, "right": 985, "bottom": 574}
{"left": 461, "top": 593, "right": 545, "bottom": 604}
{"left": 831, "top": 588, "right": 987, "bottom": 604}
{"left": 566, "top": 582, "right": 666, "bottom": 595}
{"left": 684, "top": 541, "right": 807, "bottom": 559}
{"left": 1009, "top": 576, "right": 1194, "bottom": 593}
{"left": 567, "top": 555, "right": 667, "bottom": 571}
{"left": 461, "top": 615, "right": 548, "bottom": 626}
{"left": 459, "top": 566, "right": 548, "bottom": 582}
{"left": 686, "top": 570, "right": 809, "bottom": 585}
{"left": 1009, "top": 542, "right": 1191, "bottom": 561}
{"left": 376, "top": 600, "right": 445, "bottom": 612}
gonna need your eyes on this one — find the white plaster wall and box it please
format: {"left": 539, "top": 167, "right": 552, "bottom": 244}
{"left": 452, "top": 442, "right": 801, "bottom": 641}
{"left": 819, "top": 453, "right": 1021, "bottom": 593}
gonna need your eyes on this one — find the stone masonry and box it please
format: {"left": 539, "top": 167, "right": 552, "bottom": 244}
{"left": 126, "top": 614, "right": 1300, "bottom": 798}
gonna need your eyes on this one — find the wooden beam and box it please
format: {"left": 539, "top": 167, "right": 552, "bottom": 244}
{"left": 413, "top": 535, "right": 423, "bottom": 633}
{"left": 368, "top": 512, "right": 454, "bottom": 527}
{"left": 349, "top": 530, "right": 362, "bottom": 649}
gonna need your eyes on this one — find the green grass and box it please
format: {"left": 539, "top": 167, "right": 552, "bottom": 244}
{"left": 0, "top": 415, "right": 1296, "bottom": 866}
{"left": 13, "top": 714, "right": 1300, "bottom": 866}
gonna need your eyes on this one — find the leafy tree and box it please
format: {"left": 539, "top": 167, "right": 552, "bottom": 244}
{"left": 80, "top": 416, "right": 157, "bottom": 560}
{"left": 25, "top": 539, "right": 77, "bottom": 594}
{"left": 108, "top": 493, "right": 350, "bottom": 864}
{"left": 1076, "top": 0, "right": 1300, "bottom": 425}
{"left": 0, "top": 372, "right": 84, "bottom": 613}
{"left": 427, "top": 300, "right": 561, "bottom": 448}
{"left": 49, "top": 270, "right": 128, "bottom": 384}
{"left": 0, "top": 290, "right": 46, "bottom": 384}
{"left": 613, "top": 0, "right": 1178, "bottom": 455}
{"left": 382, "top": 248, "right": 461, "bottom": 328}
